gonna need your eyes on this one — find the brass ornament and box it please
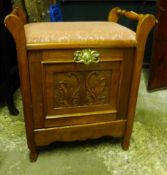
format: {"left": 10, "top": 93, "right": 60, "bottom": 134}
{"left": 74, "top": 49, "right": 100, "bottom": 64}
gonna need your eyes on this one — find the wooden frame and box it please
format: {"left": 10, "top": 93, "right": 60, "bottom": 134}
{"left": 4, "top": 7, "right": 156, "bottom": 161}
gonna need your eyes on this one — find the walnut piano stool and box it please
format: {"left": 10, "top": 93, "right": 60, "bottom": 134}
{"left": 5, "top": 7, "right": 156, "bottom": 162}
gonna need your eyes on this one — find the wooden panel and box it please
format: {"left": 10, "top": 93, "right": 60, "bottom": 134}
{"left": 117, "top": 48, "right": 135, "bottom": 119}
{"left": 28, "top": 48, "right": 134, "bottom": 128}
{"left": 28, "top": 52, "right": 44, "bottom": 128}
{"left": 34, "top": 120, "right": 127, "bottom": 146}
{"left": 42, "top": 61, "right": 122, "bottom": 116}
{"left": 28, "top": 51, "right": 122, "bottom": 128}
{"left": 45, "top": 110, "right": 116, "bottom": 127}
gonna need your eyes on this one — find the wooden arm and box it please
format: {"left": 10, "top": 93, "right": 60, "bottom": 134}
{"left": 108, "top": 7, "right": 144, "bottom": 22}
{"left": 4, "top": 7, "right": 36, "bottom": 159}
{"left": 108, "top": 7, "right": 156, "bottom": 41}
{"left": 108, "top": 7, "right": 158, "bottom": 23}
{"left": 109, "top": 7, "right": 157, "bottom": 149}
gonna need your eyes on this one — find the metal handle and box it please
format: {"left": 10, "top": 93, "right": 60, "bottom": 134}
{"left": 74, "top": 49, "right": 100, "bottom": 64}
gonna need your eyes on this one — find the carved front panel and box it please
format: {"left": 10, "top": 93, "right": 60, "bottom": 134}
{"left": 53, "top": 70, "right": 112, "bottom": 108}
{"left": 43, "top": 61, "right": 121, "bottom": 117}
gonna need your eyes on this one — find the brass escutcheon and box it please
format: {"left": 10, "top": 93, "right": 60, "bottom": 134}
{"left": 74, "top": 49, "right": 100, "bottom": 64}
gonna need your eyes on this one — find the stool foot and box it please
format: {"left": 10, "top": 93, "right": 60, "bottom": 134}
{"left": 121, "top": 138, "right": 130, "bottom": 150}
{"left": 29, "top": 150, "right": 38, "bottom": 162}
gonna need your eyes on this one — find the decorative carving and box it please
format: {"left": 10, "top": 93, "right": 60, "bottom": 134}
{"left": 74, "top": 49, "right": 100, "bottom": 64}
{"left": 85, "top": 71, "right": 110, "bottom": 105}
{"left": 54, "top": 72, "right": 81, "bottom": 107}
{"left": 53, "top": 71, "right": 111, "bottom": 108}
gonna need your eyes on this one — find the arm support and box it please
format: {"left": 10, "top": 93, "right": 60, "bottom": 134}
{"left": 108, "top": 7, "right": 157, "bottom": 41}
{"left": 108, "top": 7, "right": 156, "bottom": 149}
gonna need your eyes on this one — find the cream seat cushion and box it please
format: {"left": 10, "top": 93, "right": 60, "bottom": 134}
{"left": 24, "top": 22, "right": 137, "bottom": 49}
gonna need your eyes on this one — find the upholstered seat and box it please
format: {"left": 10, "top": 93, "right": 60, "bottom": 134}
{"left": 24, "top": 22, "right": 137, "bottom": 49}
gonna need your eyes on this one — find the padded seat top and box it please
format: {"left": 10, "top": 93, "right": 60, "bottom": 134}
{"left": 24, "top": 22, "right": 137, "bottom": 49}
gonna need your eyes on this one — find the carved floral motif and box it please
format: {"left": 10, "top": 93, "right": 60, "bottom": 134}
{"left": 53, "top": 71, "right": 111, "bottom": 107}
